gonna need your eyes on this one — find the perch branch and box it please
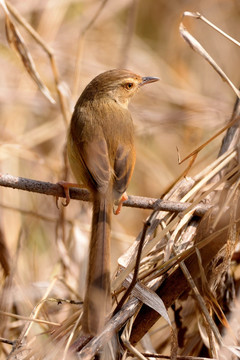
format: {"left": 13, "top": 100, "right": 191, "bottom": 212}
{"left": 0, "top": 173, "right": 212, "bottom": 216}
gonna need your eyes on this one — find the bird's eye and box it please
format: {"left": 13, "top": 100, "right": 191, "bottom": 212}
{"left": 125, "top": 82, "right": 134, "bottom": 90}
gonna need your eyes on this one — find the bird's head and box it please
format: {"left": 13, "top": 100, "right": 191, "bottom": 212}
{"left": 81, "top": 69, "right": 159, "bottom": 108}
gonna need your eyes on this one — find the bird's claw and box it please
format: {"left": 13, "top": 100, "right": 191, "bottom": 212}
{"left": 113, "top": 192, "right": 128, "bottom": 215}
{"left": 56, "top": 181, "right": 72, "bottom": 208}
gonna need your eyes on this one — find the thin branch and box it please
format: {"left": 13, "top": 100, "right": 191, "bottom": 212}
{"left": 0, "top": 337, "right": 15, "bottom": 346}
{"left": 0, "top": 173, "right": 212, "bottom": 216}
{"left": 113, "top": 219, "right": 151, "bottom": 315}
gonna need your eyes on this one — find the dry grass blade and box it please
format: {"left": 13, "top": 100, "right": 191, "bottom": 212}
{"left": 225, "top": 346, "right": 240, "bottom": 357}
{"left": 16, "top": 277, "right": 58, "bottom": 344}
{"left": 63, "top": 312, "right": 82, "bottom": 360}
{"left": 178, "top": 12, "right": 240, "bottom": 164}
{"left": 176, "top": 149, "right": 197, "bottom": 174}
{"left": 195, "top": 244, "right": 231, "bottom": 333}
{"left": 178, "top": 117, "right": 240, "bottom": 164}
{"left": 189, "top": 12, "right": 240, "bottom": 48}
{"left": 180, "top": 12, "right": 240, "bottom": 98}
{"left": 176, "top": 255, "right": 222, "bottom": 346}
{"left": 1, "top": 1, "right": 55, "bottom": 104}
{"left": 0, "top": 310, "right": 60, "bottom": 327}
{"left": 121, "top": 318, "right": 149, "bottom": 360}
{"left": 124, "top": 277, "right": 171, "bottom": 325}
{"left": 5, "top": 0, "right": 70, "bottom": 124}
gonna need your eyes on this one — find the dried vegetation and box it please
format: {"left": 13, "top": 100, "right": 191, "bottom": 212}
{"left": 1, "top": 0, "right": 240, "bottom": 359}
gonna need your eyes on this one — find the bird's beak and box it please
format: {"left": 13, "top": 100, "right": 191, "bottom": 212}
{"left": 139, "top": 76, "right": 159, "bottom": 86}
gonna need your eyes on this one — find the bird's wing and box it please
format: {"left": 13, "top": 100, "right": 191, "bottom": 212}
{"left": 68, "top": 114, "right": 111, "bottom": 194}
{"left": 113, "top": 143, "right": 136, "bottom": 199}
{"left": 80, "top": 138, "right": 111, "bottom": 194}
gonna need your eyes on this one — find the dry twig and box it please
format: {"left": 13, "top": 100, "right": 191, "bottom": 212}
{"left": 0, "top": 173, "right": 212, "bottom": 215}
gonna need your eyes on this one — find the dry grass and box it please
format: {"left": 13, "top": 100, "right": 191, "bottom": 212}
{"left": 1, "top": 0, "right": 240, "bottom": 359}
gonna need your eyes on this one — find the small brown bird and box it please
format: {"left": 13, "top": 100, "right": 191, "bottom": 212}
{"left": 67, "top": 69, "right": 159, "bottom": 336}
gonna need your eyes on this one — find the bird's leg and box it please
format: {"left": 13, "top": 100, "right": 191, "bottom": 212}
{"left": 56, "top": 181, "right": 85, "bottom": 207}
{"left": 113, "top": 192, "right": 128, "bottom": 215}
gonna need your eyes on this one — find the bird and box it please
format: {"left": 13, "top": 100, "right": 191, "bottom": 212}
{"left": 67, "top": 69, "right": 159, "bottom": 336}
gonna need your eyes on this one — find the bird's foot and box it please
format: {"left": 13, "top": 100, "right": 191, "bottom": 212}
{"left": 56, "top": 181, "right": 80, "bottom": 208}
{"left": 113, "top": 192, "right": 128, "bottom": 215}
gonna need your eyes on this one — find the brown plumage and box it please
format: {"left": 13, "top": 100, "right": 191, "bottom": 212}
{"left": 67, "top": 69, "right": 159, "bottom": 336}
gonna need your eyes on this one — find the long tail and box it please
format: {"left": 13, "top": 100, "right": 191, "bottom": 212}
{"left": 82, "top": 191, "right": 112, "bottom": 336}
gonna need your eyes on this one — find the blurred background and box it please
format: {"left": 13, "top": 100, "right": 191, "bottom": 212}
{"left": 0, "top": 0, "right": 240, "bottom": 357}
